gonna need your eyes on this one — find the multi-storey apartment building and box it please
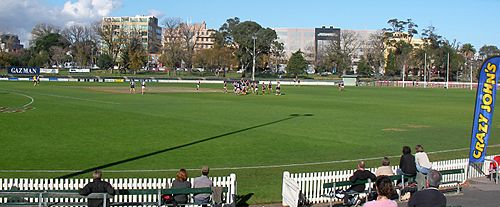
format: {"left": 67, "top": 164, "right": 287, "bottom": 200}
{"left": 102, "top": 15, "right": 162, "bottom": 54}
{"left": 162, "top": 21, "right": 216, "bottom": 52}
{"left": 0, "top": 33, "right": 23, "bottom": 53}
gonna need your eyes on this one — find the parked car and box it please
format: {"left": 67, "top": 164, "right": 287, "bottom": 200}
{"left": 192, "top": 68, "right": 205, "bottom": 72}
{"left": 320, "top": 71, "right": 332, "bottom": 76}
{"left": 306, "top": 68, "right": 316, "bottom": 75}
{"left": 236, "top": 69, "right": 245, "bottom": 74}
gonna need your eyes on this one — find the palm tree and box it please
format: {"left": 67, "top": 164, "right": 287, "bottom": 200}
{"left": 460, "top": 43, "right": 476, "bottom": 60}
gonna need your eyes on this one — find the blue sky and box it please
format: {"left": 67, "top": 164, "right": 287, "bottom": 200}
{"left": 28, "top": 0, "right": 500, "bottom": 49}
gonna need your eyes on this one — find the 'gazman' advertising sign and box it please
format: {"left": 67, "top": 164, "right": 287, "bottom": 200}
{"left": 470, "top": 57, "right": 500, "bottom": 163}
{"left": 8, "top": 67, "right": 40, "bottom": 75}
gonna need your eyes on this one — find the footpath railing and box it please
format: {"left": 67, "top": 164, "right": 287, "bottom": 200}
{"left": 374, "top": 80, "right": 487, "bottom": 89}
{"left": 282, "top": 155, "right": 497, "bottom": 204}
{"left": 0, "top": 174, "right": 236, "bottom": 205}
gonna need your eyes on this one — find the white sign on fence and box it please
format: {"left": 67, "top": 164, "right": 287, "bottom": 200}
{"left": 69, "top": 68, "right": 90, "bottom": 73}
{"left": 40, "top": 68, "right": 59, "bottom": 74}
{"left": 282, "top": 172, "right": 300, "bottom": 207}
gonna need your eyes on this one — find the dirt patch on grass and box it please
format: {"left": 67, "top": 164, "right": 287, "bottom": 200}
{"left": 402, "top": 124, "right": 431, "bottom": 129}
{"left": 382, "top": 128, "right": 408, "bottom": 132}
{"left": 86, "top": 86, "right": 221, "bottom": 94}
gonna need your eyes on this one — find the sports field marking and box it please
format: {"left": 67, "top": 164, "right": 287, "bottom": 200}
{"left": 0, "top": 90, "right": 35, "bottom": 113}
{"left": 382, "top": 128, "right": 408, "bottom": 132}
{"left": 402, "top": 124, "right": 431, "bottom": 129}
{"left": 2, "top": 144, "right": 498, "bottom": 173}
{"left": 3, "top": 89, "right": 120, "bottom": 105}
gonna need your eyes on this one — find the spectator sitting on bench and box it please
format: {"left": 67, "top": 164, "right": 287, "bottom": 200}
{"left": 337, "top": 161, "right": 376, "bottom": 205}
{"left": 363, "top": 176, "right": 397, "bottom": 207}
{"left": 171, "top": 169, "right": 191, "bottom": 205}
{"left": 375, "top": 157, "right": 394, "bottom": 177}
{"left": 415, "top": 144, "right": 432, "bottom": 175}
{"left": 396, "top": 146, "right": 417, "bottom": 177}
{"left": 193, "top": 166, "right": 214, "bottom": 205}
{"left": 79, "top": 170, "right": 116, "bottom": 207}
{"left": 408, "top": 170, "right": 446, "bottom": 207}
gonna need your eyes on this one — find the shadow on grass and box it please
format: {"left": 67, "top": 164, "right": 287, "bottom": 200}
{"left": 58, "top": 114, "right": 313, "bottom": 179}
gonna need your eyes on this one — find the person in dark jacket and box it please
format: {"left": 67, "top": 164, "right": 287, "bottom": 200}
{"left": 348, "top": 161, "right": 377, "bottom": 192}
{"left": 338, "top": 161, "right": 376, "bottom": 205}
{"left": 79, "top": 170, "right": 116, "bottom": 207}
{"left": 408, "top": 170, "right": 446, "bottom": 207}
{"left": 171, "top": 169, "right": 192, "bottom": 205}
{"left": 397, "top": 146, "right": 417, "bottom": 176}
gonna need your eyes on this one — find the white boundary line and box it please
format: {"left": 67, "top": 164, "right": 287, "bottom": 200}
{"left": 0, "top": 90, "right": 35, "bottom": 112}
{"left": 2, "top": 144, "right": 499, "bottom": 173}
{"left": 3, "top": 89, "right": 120, "bottom": 105}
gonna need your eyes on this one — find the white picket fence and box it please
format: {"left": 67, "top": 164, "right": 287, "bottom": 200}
{"left": 374, "top": 80, "right": 489, "bottom": 89}
{"left": 283, "top": 155, "right": 498, "bottom": 204}
{"left": 0, "top": 174, "right": 237, "bottom": 206}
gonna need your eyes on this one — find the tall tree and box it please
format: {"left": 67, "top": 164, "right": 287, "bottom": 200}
{"left": 179, "top": 22, "right": 202, "bottom": 69}
{"left": 220, "top": 20, "right": 279, "bottom": 72}
{"left": 324, "top": 30, "right": 360, "bottom": 75}
{"left": 120, "top": 29, "right": 147, "bottom": 73}
{"left": 460, "top": 43, "right": 476, "bottom": 60}
{"left": 269, "top": 42, "right": 285, "bottom": 71}
{"left": 31, "top": 23, "right": 61, "bottom": 44}
{"left": 160, "top": 17, "right": 184, "bottom": 72}
{"left": 363, "top": 31, "right": 386, "bottom": 76}
{"left": 286, "top": 50, "right": 307, "bottom": 76}
{"left": 63, "top": 24, "right": 98, "bottom": 68}
{"left": 479, "top": 45, "right": 500, "bottom": 59}
{"left": 94, "top": 20, "right": 124, "bottom": 70}
{"left": 217, "top": 17, "right": 240, "bottom": 47}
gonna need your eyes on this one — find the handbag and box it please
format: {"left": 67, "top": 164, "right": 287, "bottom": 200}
{"left": 161, "top": 194, "right": 177, "bottom": 206}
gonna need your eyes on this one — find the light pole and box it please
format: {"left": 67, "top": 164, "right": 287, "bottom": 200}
{"left": 252, "top": 36, "right": 257, "bottom": 81}
{"left": 402, "top": 64, "right": 405, "bottom": 88}
{"left": 446, "top": 52, "right": 450, "bottom": 89}
{"left": 424, "top": 53, "right": 427, "bottom": 88}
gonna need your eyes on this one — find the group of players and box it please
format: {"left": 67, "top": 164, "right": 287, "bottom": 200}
{"left": 223, "top": 79, "right": 281, "bottom": 96}
{"left": 129, "top": 79, "right": 147, "bottom": 95}
{"left": 32, "top": 75, "right": 40, "bottom": 86}
{"left": 128, "top": 78, "right": 283, "bottom": 96}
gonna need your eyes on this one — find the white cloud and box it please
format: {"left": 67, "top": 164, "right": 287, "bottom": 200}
{"left": 0, "top": 0, "right": 121, "bottom": 46}
{"left": 62, "top": 0, "right": 120, "bottom": 19}
{"left": 148, "top": 9, "right": 164, "bottom": 19}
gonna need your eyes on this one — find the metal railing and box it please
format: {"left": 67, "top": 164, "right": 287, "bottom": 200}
{"left": 0, "top": 191, "right": 113, "bottom": 207}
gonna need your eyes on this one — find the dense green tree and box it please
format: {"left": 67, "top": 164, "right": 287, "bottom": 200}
{"left": 385, "top": 51, "right": 398, "bottom": 76}
{"left": 356, "top": 58, "right": 372, "bottom": 77}
{"left": 120, "top": 35, "right": 147, "bottom": 74}
{"left": 479, "top": 45, "right": 500, "bottom": 59}
{"left": 0, "top": 52, "right": 13, "bottom": 67}
{"left": 286, "top": 50, "right": 307, "bottom": 76}
{"left": 97, "top": 54, "right": 113, "bottom": 70}
{"left": 29, "top": 51, "right": 50, "bottom": 67}
{"left": 218, "top": 19, "right": 279, "bottom": 71}
{"left": 34, "top": 33, "right": 69, "bottom": 54}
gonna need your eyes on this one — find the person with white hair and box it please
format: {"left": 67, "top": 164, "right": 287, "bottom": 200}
{"left": 408, "top": 169, "right": 446, "bottom": 207}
